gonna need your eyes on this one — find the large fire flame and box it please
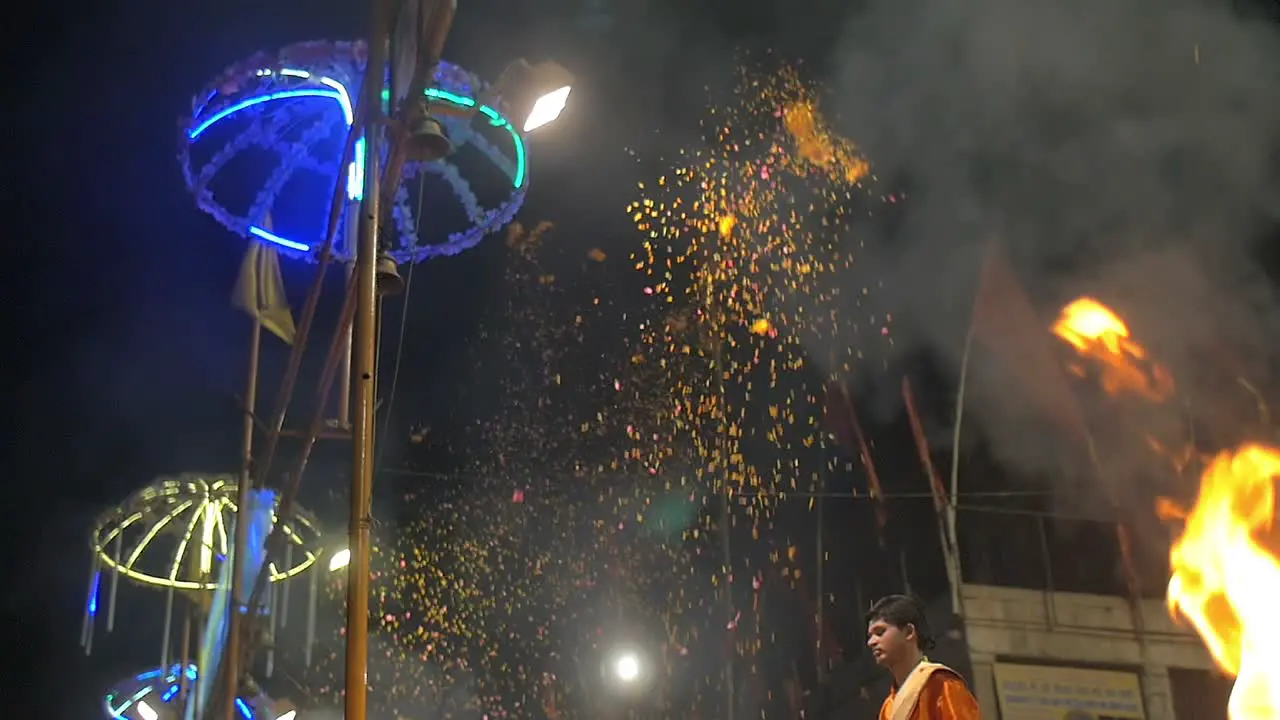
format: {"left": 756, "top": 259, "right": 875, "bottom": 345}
{"left": 1158, "top": 444, "right": 1280, "bottom": 720}
{"left": 1051, "top": 296, "right": 1278, "bottom": 717}
{"left": 1051, "top": 297, "right": 1174, "bottom": 401}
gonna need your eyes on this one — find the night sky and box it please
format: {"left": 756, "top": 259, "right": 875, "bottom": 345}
{"left": 12, "top": 0, "right": 1280, "bottom": 717}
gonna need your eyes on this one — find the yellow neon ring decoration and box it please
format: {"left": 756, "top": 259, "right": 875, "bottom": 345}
{"left": 91, "top": 473, "right": 323, "bottom": 591}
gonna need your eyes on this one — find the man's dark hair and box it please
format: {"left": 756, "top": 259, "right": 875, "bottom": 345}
{"left": 865, "top": 594, "right": 935, "bottom": 650}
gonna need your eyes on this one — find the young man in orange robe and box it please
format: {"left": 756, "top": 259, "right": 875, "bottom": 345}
{"left": 866, "top": 595, "right": 981, "bottom": 720}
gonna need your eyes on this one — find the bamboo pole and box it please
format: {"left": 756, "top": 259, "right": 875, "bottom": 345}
{"left": 345, "top": 0, "right": 391, "bottom": 715}
{"left": 945, "top": 238, "right": 1003, "bottom": 616}
{"left": 161, "top": 585, "right": 175, "bottom": 670}
{"left": 902, "top": 376, "right": 962, "bottom": 613}
{"left": 710, "top": 310, "right": 735, "bottom": 720}
{"left": 224, "top": 314, "right": 262, "bottom": 720}
{"left": 80, "top": 561, "right": 98, "bottom": 654}
{"left": 107, "top": 535, "right": 122, "bottom": 632}
{"left": 815, "top": 478, "right": 825, "bottom": 682}
{"left": 179, "top": 603, "right": 192, "bottom": 702}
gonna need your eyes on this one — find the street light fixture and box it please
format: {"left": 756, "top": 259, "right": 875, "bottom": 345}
{"left": 486, "top": 59, "right": 575, "bottom": 132}
{"left": 602, "top": 645, "right": 649, "bottom": 691}
{"left": 328, "top": 547, "right": 351, "bottom": 572}
{"left": 523, "top": 85, "right": 571, "bottom": 132}
{"left": 613, "top": 652, "right": 641, "bottom": 683}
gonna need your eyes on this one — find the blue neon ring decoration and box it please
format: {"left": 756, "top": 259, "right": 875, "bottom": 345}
{"left": 178, "top": 40, "right": 529, "bottom": 264}
{"left": 102, "top": 664, "right": 264, "bottom": 719}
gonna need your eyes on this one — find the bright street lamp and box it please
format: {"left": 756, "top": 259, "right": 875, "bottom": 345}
{"left": 602, "top": 645, "right": 649, "bottom": 691}
{"left": 486, "top": 59, "right": 575, "bottom": 132}
{"left": 613, "top": 652, "right": 641, "bottom": 683}
{"left": 328, "top": 547, "right": 351, "bottom": 572}
{"left": 522, "top": 84, "right": 571, "bottom": 132}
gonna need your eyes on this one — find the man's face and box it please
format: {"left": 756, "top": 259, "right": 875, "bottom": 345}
{"left": 866, "top": 618, "right": 915, "bottom": 666}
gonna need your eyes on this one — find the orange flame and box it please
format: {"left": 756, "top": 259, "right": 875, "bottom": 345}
{"left": 1158, "top": 444, "right": 1280, "bottom": 720}
{"left": 1051, "top": 297, "right": 1174, "bottom": 400}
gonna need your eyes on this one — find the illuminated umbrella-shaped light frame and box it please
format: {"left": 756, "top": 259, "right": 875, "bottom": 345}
{"left": 178, "top": 39, "right": 530, "bottom": 265}
{"left": 102, "top": 663, "right": 279, "bottom": 720}
{"left": 84, "top": 475, "right": 326, "bottom": 714}
{"left": 90, "top": 473, "right": 321, "bottom": 592}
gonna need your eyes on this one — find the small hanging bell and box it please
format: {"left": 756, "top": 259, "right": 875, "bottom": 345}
{"left": 404, "top": 112, "right": 453, "bottom": 162}
{"left": 375, "top": 253, "right": 405, "bottom": 296}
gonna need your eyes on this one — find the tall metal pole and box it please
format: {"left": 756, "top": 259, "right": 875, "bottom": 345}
{"left": 718, "top": 472, "right": 736, "bottom": 720}
{"left": 815, "top": 483, "right": 825, "bottom": 683}
{"left": 711, "top": 338, "right": 735, "bottom": 720}
{"left": 345, "top": 1, "right": 389, "bottom": 717}
{"left": 338, "top": 222, "right": 356, "bottom": 428}
{"left": 946, "top": 320, "right": 974, "bottom": 614}
{"left": 179, "top": 604, "right": 193, "bottom": 703}
{"left": 224, "top": 315, "right": 261, "bottom": 720}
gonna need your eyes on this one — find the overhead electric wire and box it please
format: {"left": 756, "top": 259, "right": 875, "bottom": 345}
{"left": 376, "top": 466, "right": 1053, "bottom": 496}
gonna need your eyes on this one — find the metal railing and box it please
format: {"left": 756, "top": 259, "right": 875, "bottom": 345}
{"left": 955, "top": 505, "right": 1169, "bottom": 598}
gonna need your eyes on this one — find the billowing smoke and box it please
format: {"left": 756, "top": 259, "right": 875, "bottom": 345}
{"left": 823, "top": 0, "right": 1280, "bottom": 500}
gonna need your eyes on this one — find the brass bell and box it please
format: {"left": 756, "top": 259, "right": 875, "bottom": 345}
{"left": 375, "top": 253, "right": 405, "bottom": 296}
{"left": 405, "top": 113, "right": 453, "bottom": 162}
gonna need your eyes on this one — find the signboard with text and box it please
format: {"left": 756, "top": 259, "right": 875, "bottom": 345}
{"left": 993, "top": 663, "right": 1146, "bottom": 720}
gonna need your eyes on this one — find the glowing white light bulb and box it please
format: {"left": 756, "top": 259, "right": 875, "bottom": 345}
{"left": 614, "top": 653, "right": 640, "bottom": 682}
{"left": 328, "top": 548, "right": 351, "bottom": 572}
{"left": 523, "top": 86, "right": 571, "bottom": 132}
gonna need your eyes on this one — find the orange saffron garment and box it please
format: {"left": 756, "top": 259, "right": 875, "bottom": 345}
{"left": 878, "top": 663, "right": 981, "bottom": 720}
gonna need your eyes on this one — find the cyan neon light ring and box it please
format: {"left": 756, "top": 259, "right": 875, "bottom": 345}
{"left": 394, "top": 159, "right": 528, "bottom": 262}
{"left": 179, "top": 40, "right": 530, "bottom": 265}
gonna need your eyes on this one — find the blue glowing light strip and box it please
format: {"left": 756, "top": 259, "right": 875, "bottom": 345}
{"left": 191, "top": 71, "right": 524, "bottom": 256}
{"left": 109, "top": 685, "right": 153, "bottom": 718}
{"left": 188, "top": 88, "right": 344, "bottom": 139}
{"left": 249, "top": 225, "right": 310, "bottom": 252}
{"left": 135, "top": 663, "right": 197, "bottom": 683}
{"left": 106, "top": 664, "right": 199, "bottom": 716}
{"left": 235, "top": 697, "right": 254, "bottom": 718}
{"left": 423, "top": 87, "right": 528, "bottom": 189}
{"left": 88, "top": 570, "right": 100, "bottom": 615}
{"left": 190, "top": 68, "right": 364, "bottom": 254}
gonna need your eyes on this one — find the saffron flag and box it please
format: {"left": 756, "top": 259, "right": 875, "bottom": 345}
{"left": 969, "top": 241, "right": 1088, "bottom": 443}
{"left": 967, "top": 241, "right": 1146, "bottom": 600}
{"left": 232, "top": 230, "right": 296, "bottom": 345}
